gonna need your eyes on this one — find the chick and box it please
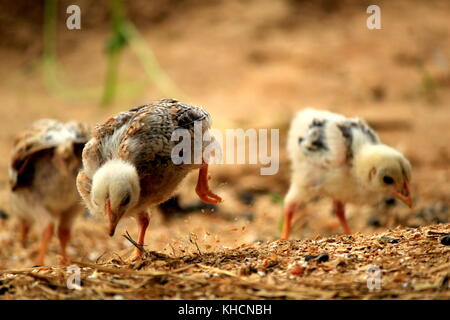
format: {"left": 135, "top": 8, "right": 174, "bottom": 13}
{"left": 281, "top": 108, "right": 412, "bottom": 240}
{"left": 9, "top": 119, "right": 90, "bottom": 265}
{"left": 76, "top": 99, "right": 222, "bottom": 261}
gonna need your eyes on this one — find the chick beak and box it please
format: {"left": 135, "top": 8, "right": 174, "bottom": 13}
{"left": 392, "top": 180, "right": 413, "bottom": 208}
{"left": 105, "top": 199, "right": 117, "bottom": 237}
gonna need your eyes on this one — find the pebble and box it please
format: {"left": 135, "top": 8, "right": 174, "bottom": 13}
{"left": 305, "top": 253, "right": 329, "bottom": 263}
{"left": 316, "top": 253, "right": 329, "bottom": 262}
{"left": 290, "top": 264, "right": 304, "bottom": 276}
{"left": 440, "top": 235, "right": 450, "bottom": 246}
{"left": 0, "top": 209, "right": 9, "bottom": 220}
{"left": 304, "top": 255, "right": 316, "bottom": 262}
{"left": 380, "top": 236, "right": 399, "bottom": 244}
{"left": 238, "top": 190, "right": 255, "bottom": 205}
{"left": 239, "top": 265, "right": 257, "bottom": 276}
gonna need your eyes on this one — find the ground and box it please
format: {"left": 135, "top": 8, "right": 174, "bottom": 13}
{"left": 0, "top": 0, "right": 449, "bottom": 299}
{"left": 1, "top": 224, "right": 449, "bottom": 299}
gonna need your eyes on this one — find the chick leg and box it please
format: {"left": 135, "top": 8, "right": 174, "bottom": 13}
{"left": 280, "top": 201, "right": 298, "bottom": 240}
{"left": 19, "top": 219, "right": 31, "bottom": 247}
{"left": 57, "top": 208, "right": 78, "bottom": 265}
{"left": 35, "top": 222, "right": 54, "bottom": 266}
{"left": 195, "top": 163, "right": 222, "bottom": 204}
{"left": 128, "top": 212, "right": 150, "bottom": 262}
{"left": 333, "top": 200, "right": 351, "bottom": 235}
{"left": 57, "top": 226, "right": 70, "bottom": 265}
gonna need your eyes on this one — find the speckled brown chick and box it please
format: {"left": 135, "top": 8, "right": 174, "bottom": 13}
{"left": 76, "top": 99, "right": 222, "bottom": 261}
{"left": 9, "top": 119, "right": 90, "bottom": 265}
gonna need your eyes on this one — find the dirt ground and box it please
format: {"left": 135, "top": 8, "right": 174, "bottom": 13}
{"left": 1, "top": 224, "right": 449, "bottom": 299}
{"left": 0, "top": 0, "right": 449, "bottom": 299}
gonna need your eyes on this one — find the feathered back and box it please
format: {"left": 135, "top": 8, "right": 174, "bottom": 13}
{"left": 288, "top": 108, "right": 380, "bottom": 168}
{"left": 9, "top": 119, "right": 91, "bottom": 190}
{"left": 81, "top": 98, "right": 212, "bottom": 178}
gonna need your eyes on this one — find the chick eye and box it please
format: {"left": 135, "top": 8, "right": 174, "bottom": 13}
{"left": 120, "top": 194, "right": 130, "bottom": 206}
{"left": 383, "top": 176, "right": 394, "bottom": 185}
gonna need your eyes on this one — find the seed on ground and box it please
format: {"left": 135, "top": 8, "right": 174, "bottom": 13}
{"left": 440, "top": 235, "right": 450, "bottom": 246}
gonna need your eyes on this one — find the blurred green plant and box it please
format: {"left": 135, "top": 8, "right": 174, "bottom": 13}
{"left": 270, "top": 193, "right": 285, "bottom": 233}
{"left": 42, "top": 0, "right": 59, "bottom": 91}
{"left": 101, "top": 0, "right": 185, "bottom": 106}
{"left": 271, "top": 193, "right": 284, "bottom": 206}
{"left": 101, "top": 0, "right": 129, "bottom": 106}
{"left": 419, "top": 67, "right": 438, "bottom": 105}
{"left": 41, "top": 0, "right": 185, "bottom": 106}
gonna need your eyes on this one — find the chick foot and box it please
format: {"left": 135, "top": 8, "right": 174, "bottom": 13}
{"left": 195, "top": 163, "right": 222, "bottom": 204}
{"left": 35, "top": 222, "right": 54, "bottom": 266}
{"left": 125, "top": 213, "right": 149, "bottom": 263}
{"left": 333, "top": 200, "right": 351, "bottom": 235}
{"left": 280, "top": 202, "right": 297, "bottom": 240}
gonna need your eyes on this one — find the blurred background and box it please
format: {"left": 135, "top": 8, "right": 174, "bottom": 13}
{"left": 0, "top": 0, "right": 449, "bottom": 267}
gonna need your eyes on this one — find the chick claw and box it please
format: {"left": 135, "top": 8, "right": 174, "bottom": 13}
{"left": 125, "top": 213, "right": 149, "bottom": 263}
{"left": 126, "top": 250, "right": 144, "bottom": 263}
{"left": 195, "top": 164, "right": 222, "bottom": 204}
